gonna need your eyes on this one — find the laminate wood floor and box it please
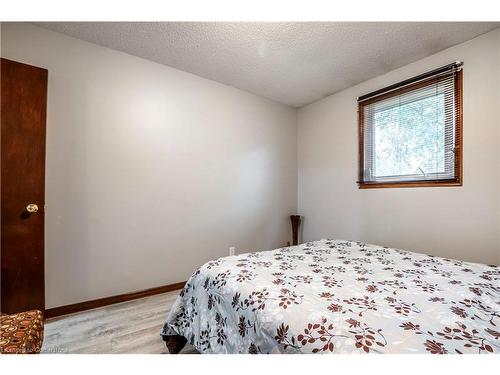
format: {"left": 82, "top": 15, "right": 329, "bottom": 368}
{"left": 41, "top": 290, "right": 198, "bottom": 354}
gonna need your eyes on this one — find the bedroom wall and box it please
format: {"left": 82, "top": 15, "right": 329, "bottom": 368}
{"left": 298, "top": 28, "right": 500, "bottom": 265}
{"left": 1, "top": 22, "right": 297, "bottom": 308}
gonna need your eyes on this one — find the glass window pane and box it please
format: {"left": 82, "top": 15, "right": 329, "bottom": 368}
{"left": 372, "top": 93, "right": 446, "bottom": 178}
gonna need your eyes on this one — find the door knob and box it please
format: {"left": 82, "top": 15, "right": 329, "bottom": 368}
{"left": 26, "top": 204, "right": 39, "bottom": 213}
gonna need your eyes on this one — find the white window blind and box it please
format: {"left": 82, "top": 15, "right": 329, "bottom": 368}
{"left": 358, "top": 63, "right": 463, "bottom": 187}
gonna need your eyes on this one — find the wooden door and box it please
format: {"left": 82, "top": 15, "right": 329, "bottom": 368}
{"left": 1, "top": 58, "right": 47, "bottom": 314}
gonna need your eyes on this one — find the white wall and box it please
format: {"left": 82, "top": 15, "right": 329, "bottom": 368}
{"left": 498, "top": 31, "right": 500, "bottom": 266}
{"left": 298, "top": 28, "right": 500, "bottom": 266}
{"left": 1, "top": 23, "right": 297, "bottom": 308}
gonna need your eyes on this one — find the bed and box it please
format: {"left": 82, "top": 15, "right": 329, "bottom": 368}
{"left": 161, "top": 239, "right": 499, "bottom": 354}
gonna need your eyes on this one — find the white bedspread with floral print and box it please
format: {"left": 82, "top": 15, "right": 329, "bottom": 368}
{"left": 161, "top": 239, "right": 499, "bottom": 354}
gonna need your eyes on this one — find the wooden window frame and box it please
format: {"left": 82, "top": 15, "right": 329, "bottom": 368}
{"left": 358, "top": 70, "right": 463, "bottom": 189}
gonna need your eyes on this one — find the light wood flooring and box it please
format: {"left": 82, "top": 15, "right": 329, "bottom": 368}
{"left": 41, "top": 290, "right": 198, "bottom": 354}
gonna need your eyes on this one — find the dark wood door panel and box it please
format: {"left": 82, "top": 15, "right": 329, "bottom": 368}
{"left": 1, "top": 58, "right": 47, "bottom": 314}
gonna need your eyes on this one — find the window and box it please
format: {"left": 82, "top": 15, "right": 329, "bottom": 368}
{"left": 358, "top": 63, "right": 463, "bottom": 188}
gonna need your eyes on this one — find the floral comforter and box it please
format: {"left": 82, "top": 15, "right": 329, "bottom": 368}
{"left": 161, "top": 239, "right": 499, "bottom": 354}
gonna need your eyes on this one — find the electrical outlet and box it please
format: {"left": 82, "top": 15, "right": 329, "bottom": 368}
{"left": 229, "top": 246, "right": 236, "bottom": 256}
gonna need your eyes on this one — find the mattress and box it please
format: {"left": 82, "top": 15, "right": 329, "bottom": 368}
{"left": 161, "top": 239, "right": 499, "bottom": 354}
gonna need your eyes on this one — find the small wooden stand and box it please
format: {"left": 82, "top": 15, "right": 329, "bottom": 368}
{"left": 290, "top": 215, "right": 301, "bottom": 246}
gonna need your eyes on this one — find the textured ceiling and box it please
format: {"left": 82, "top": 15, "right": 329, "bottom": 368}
{"left": 33, "top": 22, "right": 499, "bottom": 107}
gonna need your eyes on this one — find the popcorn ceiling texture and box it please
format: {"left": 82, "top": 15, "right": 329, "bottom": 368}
{"left": 33, "top": 22, "right": 499, "bottom": 107}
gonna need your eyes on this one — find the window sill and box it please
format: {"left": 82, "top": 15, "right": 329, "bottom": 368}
{"left": 358, "top": 180, "right": 462, "bottom": 189}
